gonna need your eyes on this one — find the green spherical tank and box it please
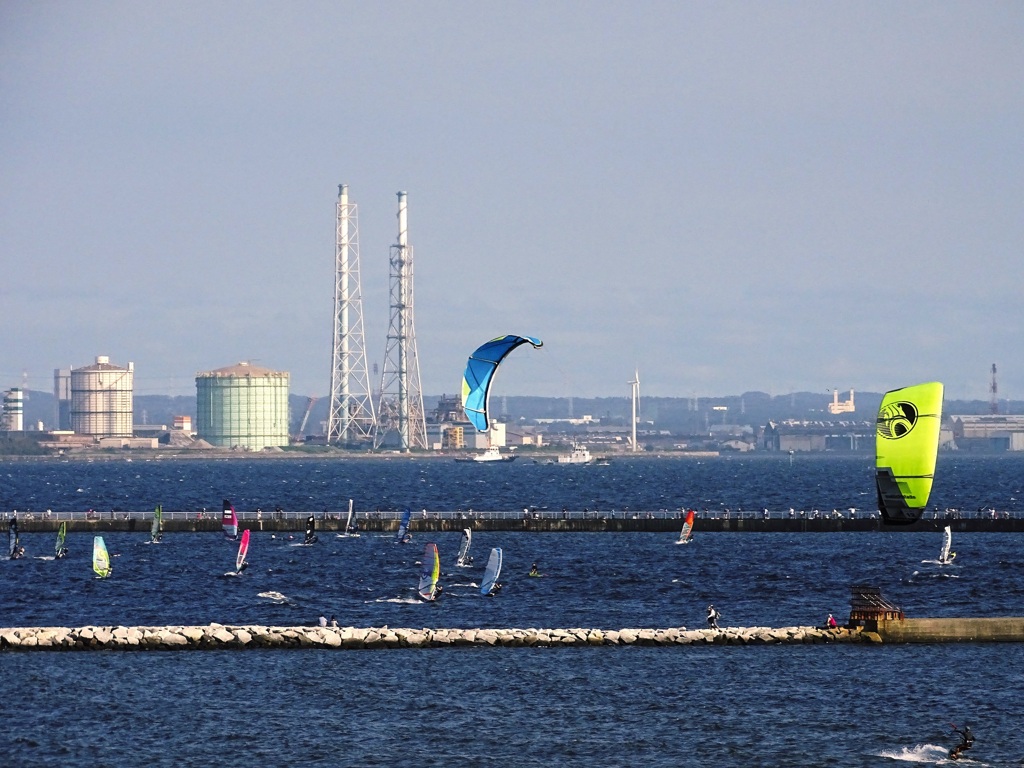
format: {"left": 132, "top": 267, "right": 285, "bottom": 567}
{"left": 195, "top": 361, "right": 289, "bottom": 451}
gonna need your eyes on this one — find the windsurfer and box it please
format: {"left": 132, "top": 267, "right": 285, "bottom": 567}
{"left": 56, "top": 547, "right": 68, "bottom": 559}
{"left": 949, "top": 724, "right": 974, "bottom": 760}
{"left": 434, "top": 584, "right": 443, "bottom": 599}
{"left": 706, "top": 604, "right": 720, "bottom": 629}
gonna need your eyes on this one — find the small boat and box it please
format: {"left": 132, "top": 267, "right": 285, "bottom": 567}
{"left": 418, "top": 542, "right": 440, "bottom": 601}
{"left": 455, "top": 446, "right": 517, "bottom": 463}
{"left": 236, "top": 529, "right": 250, "bottom": 573}
{"left": 557, "top": 442, "right": 594, "bottom": 464}
{"left": 222, "top": 500, "right": 238, "bottom": 540}
{"left": 150, "top": 505, "right": 163, "bottom": 544}
{"left": 93, "top": 536, "right": 112, "bottom": 578}
{"left": 676, "top": 509, "right": 695, "bottom": 545}
{"left": 55, "top": 521, "right": 68, "bottom": 559}
{"left": 303, "top": 515, "right": 318, "bottom": 545}
{"left": 480, "top": 547, "right": 503, "bottom": 596}
{"left": 395, "top": 508, "right": 412, "bottom": 543}
{"left": 875, "top": 382, "right": 943, "bottom": 525}
{"left": 456, "top": 528, "right": 473, "bottom": 567}
{"left": 336, "top": 500, "right": 360, "bottom": 538}
{"left": 938, "top": 525, "right": 956, "bottom": 564}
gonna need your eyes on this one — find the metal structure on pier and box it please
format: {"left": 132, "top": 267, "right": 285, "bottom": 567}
{"left": 326, "top": 184, "right": 376, "bottom": 445}
{"left": 375, "top": 191, "right": 427, "bottom": 451}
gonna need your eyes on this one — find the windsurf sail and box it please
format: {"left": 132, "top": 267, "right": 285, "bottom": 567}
{"left": 456, "top": 528, "right": 472, "bottom": 566}
{"left": 151, "top": 505, "right": 163, "bottom": 543}
{"left": 304, "top": 515, "right": 318, "bottom": 544}
{"left": 875, "top": 382, "right": 944, "bottom": 525}
{"left": 344, "top": 500, "right": 354, "bottom": 534}
{"left": 92, "top": 536, "right": 111, "bottom": 578}
{"left": 8, "top": 518, "right": 17, "bottom": 559}
{"left": 222, "top": 500, "right": 238, "bottom": 539}
{"left": 418, "top": 542, "right": 440, "bottom": 601}
{"left": 395, "top": 507, "right": 412, "bottom": 543}
{"left": 236, "top": 529, "right": 250, "bottom": 572}
{"left": 461, "top": 335, "right": 543, "bottom": 432}
{"left": 55, "top": 521, "right": 67, "bottom": 558}
{"left": 939, "top": 525, "right": 954, "bottom": 563}
{"left": 480, "top": 547, "right": 503, "bottom": 595}
{"left": 676, "top": 509, "right": 695, "bottom": 544}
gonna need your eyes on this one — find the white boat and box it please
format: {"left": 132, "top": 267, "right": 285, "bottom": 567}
{"left": 557, "top": 442, "right": 594, "bottom": 464}
{"left": 938, "top": 525, "right": 956, "bottom": 564}
{"left": 455, "top": 446, "right": 517, "bottom": 463}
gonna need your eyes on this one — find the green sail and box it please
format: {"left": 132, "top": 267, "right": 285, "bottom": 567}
{"left": 875, "top": 381, "right": 943, "bottom": 525}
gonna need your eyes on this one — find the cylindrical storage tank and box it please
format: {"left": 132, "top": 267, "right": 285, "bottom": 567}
{"left": 195, "top": 362, "right": 289, "bottom": 451}
{"left": 70, "top": 356, "right": 134, "bottom": 438}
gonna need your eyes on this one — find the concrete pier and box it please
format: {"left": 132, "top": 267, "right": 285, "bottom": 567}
{"left": 873, "top": 617, "right": 1024, "bottom": 643}
{"left": 1, "top": 624, "right": 869, "bottom": 651}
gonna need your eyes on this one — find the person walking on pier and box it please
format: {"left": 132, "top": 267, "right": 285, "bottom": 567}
{"left": 706, "top": 604, "right": 720, "bottom": 629}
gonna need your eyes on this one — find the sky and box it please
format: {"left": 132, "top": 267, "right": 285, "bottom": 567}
{"left": 2, "top": 2, "right": 1022, "bottom": 402}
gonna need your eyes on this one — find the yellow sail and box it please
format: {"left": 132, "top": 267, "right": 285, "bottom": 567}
{"left": 875, "top": 382, "right": 943, "bottom": 525}
{"left": 93, "top": 536, "right": 112, "bottom": 578}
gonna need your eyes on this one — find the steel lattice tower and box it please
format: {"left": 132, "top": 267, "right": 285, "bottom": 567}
{"left": 326, "top": 184, "right": 376, "bottom": 445}
{"left": 375, "top": 191, "right": 427, "bottom": 451}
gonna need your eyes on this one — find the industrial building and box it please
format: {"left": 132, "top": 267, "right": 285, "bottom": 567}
{"left": 1, "top": 388, "right": 24, "bottom": 431}
{"left": 949, "top": 415, "right": 1024, "bottom": 452}
{"left": 195, "top": 361, "right": 289, "bottom": 451}
{"left": 66, "top": 355, "right": 135, "bottom": 438}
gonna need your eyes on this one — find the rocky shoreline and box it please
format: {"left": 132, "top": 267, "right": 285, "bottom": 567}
{"left": 0, "top": 623, "right": 874, "bottom": 651}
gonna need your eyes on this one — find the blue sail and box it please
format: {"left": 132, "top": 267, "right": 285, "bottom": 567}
{"left": 395, "top": 507, "right": 412, "bottom": 543}
{"left": 461, "top": 335, "right": 543, "bottom": 432}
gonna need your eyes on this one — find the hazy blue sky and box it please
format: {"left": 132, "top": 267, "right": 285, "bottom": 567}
{"left": 2, "top": 2, "right": 1021, "bottom": 403}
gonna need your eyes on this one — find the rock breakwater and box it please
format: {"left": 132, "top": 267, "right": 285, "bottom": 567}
{"left": 0, "top": 623, "right": 871, "bottom": 651}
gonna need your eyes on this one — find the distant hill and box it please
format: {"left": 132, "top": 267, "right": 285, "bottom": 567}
{"left": 12, "top": 388, "right": 1021, "bottom": 437}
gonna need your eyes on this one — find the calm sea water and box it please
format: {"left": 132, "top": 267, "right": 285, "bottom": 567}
{"left": 2, "top": 455, "right": 1023, "bottom": 766}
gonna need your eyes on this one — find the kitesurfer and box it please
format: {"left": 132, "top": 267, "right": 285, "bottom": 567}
{"left": 706, "top": 604, "right": 720, "bottom": 629}
{"left": 949, "top": 724, "right": 974, "bottom": 760}
{"left": 529, "top": 562, "right": 541, "bottom": 577}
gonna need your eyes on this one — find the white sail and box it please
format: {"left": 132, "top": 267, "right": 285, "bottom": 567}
{"left": 337, "top": 499, "right": 360, "bottom": 538}
{"left": 456, "top": 528, "right": 472, "bottom": 566}
{"left": 939, "top": 525, "right": 955, "bottom": 563}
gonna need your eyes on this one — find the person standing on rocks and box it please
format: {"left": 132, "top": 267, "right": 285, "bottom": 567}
{"left": 706, "top": 604, "right": 720, "bottom": 629}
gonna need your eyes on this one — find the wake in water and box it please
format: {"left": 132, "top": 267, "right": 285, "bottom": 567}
{"left": 877, "top": 742, "right": 988, "bottom": 765}
{"left": 372, "top": 597, "right": 422, "bottom": 605}
{"left": 907, "top": 569, "right": 961, "bottom": 582}
{"left": 257, "top": 591, "right": 291, "bottom": 604}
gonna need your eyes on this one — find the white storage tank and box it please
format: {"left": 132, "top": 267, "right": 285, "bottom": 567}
{"left": 195, "top": 361, "right": 289, "bottom": 450}
{"left": 70, "top": 356, "right": 134, "bottom": 438}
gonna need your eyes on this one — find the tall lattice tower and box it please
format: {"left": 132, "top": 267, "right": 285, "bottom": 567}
{"left": 326, "top": 184, "right": 376, "bottom": 445}
{"left": 375, "top": 191, "right": 427, "bottom": 451}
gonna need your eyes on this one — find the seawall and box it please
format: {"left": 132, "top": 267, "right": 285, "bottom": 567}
{"left": 1, "top": 624, "right": 868, "bottom": 651}
{"left": 11, "top": 516, "right": 1024, "bottom": 534}
{"left": 874, "top": 617, "right": 1024, "bottom": 643}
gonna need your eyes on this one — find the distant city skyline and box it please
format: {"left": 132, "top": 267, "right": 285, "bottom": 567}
{"left": 2, "top": 4, "right": 1021, "bottom": 402}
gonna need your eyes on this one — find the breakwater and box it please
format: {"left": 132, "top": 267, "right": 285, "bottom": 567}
{"left": 0, "top": 623, "right": 871, "bottom": 651}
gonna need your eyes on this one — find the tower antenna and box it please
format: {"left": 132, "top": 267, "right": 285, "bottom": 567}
{"left": 327, "top": 184, "right": 376, "bottom": 445}
{"left": 375, "top": 191, "right": 427, "bottom": 451}
{"left": 990, "top": 363, "right": 998, "bottom": 415}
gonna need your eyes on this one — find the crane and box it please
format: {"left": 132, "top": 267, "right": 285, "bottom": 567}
{"left": 294, "top": 396, "right": 318, "bottom": 442}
